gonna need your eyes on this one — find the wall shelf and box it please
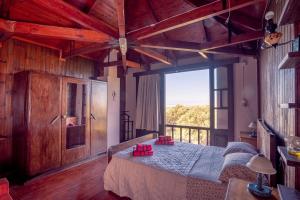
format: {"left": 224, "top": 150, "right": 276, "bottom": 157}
{"left": 278, "top": 146, "right": 300, "bottom": 167}
{"left": 278, "top": 0, "right": 300, "bottom": 26}
{"left": 278, "top": 52, "right": 300, "bottom": 69}
{"left": 280, "top": 103, "right": 299, "bottom": 109}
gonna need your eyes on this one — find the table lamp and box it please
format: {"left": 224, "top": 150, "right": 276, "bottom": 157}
{"left": 248, "top": 121, "right": 257, "bottom": 137}
{"left": 246, "top": 154, "right": 276, "bottom": 197}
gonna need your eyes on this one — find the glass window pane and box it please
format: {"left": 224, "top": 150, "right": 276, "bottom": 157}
{"left": 214, "top": 91, "right": 221, "bottom": 107}
{"left": 66, "top": 83, "right": 87, "bottom": 149}
{"left": 214, "top": 67, "right": 228, "bottom": 89}
{"left": 214, "top": 109, "right": 228, "bottom": 129}
{"left": 222, "top": 90, "right": 228, "bottom": 107}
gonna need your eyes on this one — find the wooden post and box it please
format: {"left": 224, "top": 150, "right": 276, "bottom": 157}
{"left": 295, "top": 66, "right": 300, "bottom": 190}
{"left": 159, "top": 73, "right": 165, "bottom": 135}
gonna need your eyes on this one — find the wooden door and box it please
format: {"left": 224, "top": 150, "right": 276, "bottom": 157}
{"left": 90, "top": 81, "right": 107, "bottom": 155}
{"left": 27, "top": 73, "right": 62, "bottom": 176}
{"left": 61, "top": 77, "right": 91, "bottom": 165}
{"left": 210, "top": 65, "right": 234, "bottom": 147}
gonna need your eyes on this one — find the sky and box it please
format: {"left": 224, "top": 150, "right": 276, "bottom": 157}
{"left": 165, "top": 69, "right": 210, "bottom": 107}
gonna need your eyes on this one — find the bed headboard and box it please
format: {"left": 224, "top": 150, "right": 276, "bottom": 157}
{"left": 257, "top": 119, "right": 277, "bottom": 186}
{"left": 107, "top": 133, "right": 158, "bottom": 163}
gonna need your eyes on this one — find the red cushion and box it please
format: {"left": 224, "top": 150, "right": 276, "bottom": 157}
{"left": 0, "top": 179, "right": 9, "bottom": 196}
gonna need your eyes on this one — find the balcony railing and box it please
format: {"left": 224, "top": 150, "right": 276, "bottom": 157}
{"left": 165, "top": 124, "right": 210, "bottom": 145}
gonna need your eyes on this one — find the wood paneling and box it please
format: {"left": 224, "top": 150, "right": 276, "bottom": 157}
{"left": 259, "top": 0, "right": 296, "bottom": 188}
{"left": 0, "top": 39, "right": 95, "bottom": 174}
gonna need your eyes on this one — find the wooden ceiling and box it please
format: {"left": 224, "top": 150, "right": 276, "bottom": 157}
{"left": 0, "top": 0, "right": 268, "bottom": 69}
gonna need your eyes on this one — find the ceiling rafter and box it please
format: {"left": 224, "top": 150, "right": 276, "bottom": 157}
{"left": 127, "top": 0, "right": 265, "bottom": 41}
{"left": 146, "top": 0, "right": 177, "bottom": 61}
{"left": 0, "top": 18, "right": 112, "bottom": 43}
{"left": 200, "top": 31, "right": 264, "bottom": 51}
{"left": 184, "top": 0, "right": 262, "bottom": 32}
{"left": 218, "top": 11, "right": 262, "bottom": 32}
{"left": 203, "top": 47, "right": 257, "bottom": 57}
{"left": 138, "top": 31, "right": 264, "bottom": 53}
{"left": 101, "top": 59, "right": 141, "bottom": 68}
{"left": 133, "top": 47, "right": 172, "bottom": 65}
{"left": 62, "top": 42, "right": 114, "bottom": 59}
{"left": 114, "top": 0, "right": 127, "bottom": 71}
{"left": 30, "top": 0, "right": 119, "bottom": 38}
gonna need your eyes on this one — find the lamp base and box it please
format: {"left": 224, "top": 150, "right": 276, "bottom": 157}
{"left": 247, "top": 183, "right": 272, "bottom": 198}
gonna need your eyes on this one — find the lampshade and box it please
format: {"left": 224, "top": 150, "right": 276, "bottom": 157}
{"left": 248, "top": 121, "right": 257, "bottom": 129}
{"left": 246, "top": 154, "right": 276, "bottom": 175}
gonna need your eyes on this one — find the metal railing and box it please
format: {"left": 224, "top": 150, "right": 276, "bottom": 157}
{"left": 121, "top": 111, "right": 134, "bottom": 141}
{"left": 165, "top": 124, "right": 210, "bottom": 145}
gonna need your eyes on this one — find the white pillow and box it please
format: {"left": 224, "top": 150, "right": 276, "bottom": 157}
{"left": 218, "top": 152, "right": 257, "bottom": 183}
{"left": 223, "top": 142, "right": 257, "bottom": 156}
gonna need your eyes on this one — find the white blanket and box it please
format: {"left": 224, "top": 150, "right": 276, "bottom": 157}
{"left": 104, "top": 140, "right": 227, "bottom": 200}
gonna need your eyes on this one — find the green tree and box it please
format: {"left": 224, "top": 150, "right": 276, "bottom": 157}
{"left": 166, "top": 105, "right": 209, "bottom": 127}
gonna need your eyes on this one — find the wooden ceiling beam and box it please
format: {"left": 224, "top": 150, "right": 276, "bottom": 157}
{"left": 200, "top": 31, "right": 264, "bottom": 51}
{"left": 101, "top": 59, "right": 141, "bottom": 68}
{"left": 218, "top": 12, "right": 262, "bottom": 32}
{"left": 132, "top": 47, "right": 172, "bottom": 65}
{"left": 204, "top": 47, "right": 257, "bottom": 57}
{"left": 0, "top": 18, "right": 112, "bottom": 43}
{"left": 133, "top": 57, "right": 240, "bottom": 76}
{"left": 114, "top": 0, "right": 127, "bottom": 71}
{"left": 147, "top": 0, "right": 178, "bottom": 62}
{"left": 30, "top": 0, "right": 119, "bottom": 38}
{"left": 138, "top": 40, "right": 201, "bottom": 52}
{"left": 138, "top": 32, "right": 264, "bottom": 52}
{"left": 115, "top": 0, "right": 125, "bottom": 37}
{"left": 127, "top": 0, "right": 266, "bottom": 40}
{"left": 62, "top": 42, "right": 113, "bottom": 59}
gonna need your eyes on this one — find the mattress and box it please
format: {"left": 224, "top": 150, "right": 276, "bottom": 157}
{"left": 104, "top": 139, "right": 228, "bottom": 200}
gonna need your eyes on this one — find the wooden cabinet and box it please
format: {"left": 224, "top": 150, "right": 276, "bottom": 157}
{"left": 90, "top": 80, "right": 107, "bottom": 155}
{"left": 13, "top": 72, "right": 62, "bottom": 176}
{"left": 13, "top": 72, "right": 107, "bottom": 177}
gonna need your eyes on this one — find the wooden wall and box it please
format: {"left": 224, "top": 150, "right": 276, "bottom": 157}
{"left": 0, "top": 39, "right": 95, "bottom": 174}
{"left": 259, "top": 0, "right": 297, "bottom": 188}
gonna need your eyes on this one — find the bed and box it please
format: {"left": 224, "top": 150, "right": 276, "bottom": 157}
{"left": 104, "top": 121, "right": 277, "bottom": 200}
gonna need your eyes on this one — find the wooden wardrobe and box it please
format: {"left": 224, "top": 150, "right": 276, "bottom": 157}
{"left": 12, "top": 71, "right": 107, "bottom": 177}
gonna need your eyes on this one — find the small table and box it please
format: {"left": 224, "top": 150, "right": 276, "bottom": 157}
{"left": 277, "top": 146, "right": 300, "bottom": 190}
{"left": 225, "top": 178, "right": 279, "bottom": 200}
{"left": 240, "top": 131, "right": 257, "bottom": 148}
{"left": 277, "top": 184, "right": 300, "bottom": 200}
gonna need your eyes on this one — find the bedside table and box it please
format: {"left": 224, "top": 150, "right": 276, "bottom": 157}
{"left": 240, "top": 131, "right": 257, "bottom": 148}
{"left": 225, "top": 178, "right": 279, "bottom": 200}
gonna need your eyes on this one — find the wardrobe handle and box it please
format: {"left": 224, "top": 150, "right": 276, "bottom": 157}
{"left": 50, "top": 115, "right": 60, "bottom": 125}
{"left": 91, "top": 113, "right": 96, "bottom": 120}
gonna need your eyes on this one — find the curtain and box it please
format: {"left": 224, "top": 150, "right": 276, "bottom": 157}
{"left": 136, "top": 74, "right": 161, "bottom": 131}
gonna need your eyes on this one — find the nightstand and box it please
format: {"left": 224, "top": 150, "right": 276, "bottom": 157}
{"left": 240, "top": 131, "right": 257, "bottom": 148}
{"left": 225, "top": 178, "right": 279, "bottom": 200}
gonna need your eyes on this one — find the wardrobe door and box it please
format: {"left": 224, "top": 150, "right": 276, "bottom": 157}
{"left": 27, "top": 73, "right": 62, "bottom": 176}
{"left": 91, "top": 81, "right": 107, "bottom": 155}
{"left": 61, "top": 77, "right": 90, "bottom": 165}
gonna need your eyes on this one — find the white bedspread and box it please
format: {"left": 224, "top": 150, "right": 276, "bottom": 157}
{"left": 104, "top": 140, "right": 227, "bottom": 200}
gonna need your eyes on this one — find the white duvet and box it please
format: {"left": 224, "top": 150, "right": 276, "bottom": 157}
{"left": 104, "top": 140, "right": 228, "bottom": 200}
